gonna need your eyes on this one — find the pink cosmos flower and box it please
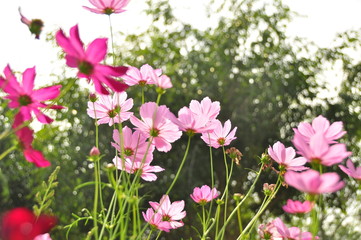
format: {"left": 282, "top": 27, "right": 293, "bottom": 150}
{"left": 55, "top": 25, "right": 128, "bottom": 95}
{"left": 34, "top": 233, "right": 52, "bottom": 240}
{"left": 121, "top": 64, "right": 159, "bottom": 86}
{"left": 282, "top": 199, "right": 313, "bottom": 214}
{"left": 87, "top": 92, "right": 133, "bottom": 126}
{"left": 0, "top": 65, "right": 63, "bottom": 124}
{"left": 130, "top": 102, "right": 182, "bottom": 152}
{"left": 268, "top": 141, "right": 308, "bottom": 172}
{"left": 18, "top": 7, "right": 44, "bottom": 39}
{"left": 155, "top": 74, "right": 172, "bottom": 89}
{"left": 111, "top": 127, "right": 154, "bottom": 163}
{"left": 258, "top": 222, "right": 282, "bottom": 239}
{"left": 142, "top": 208, "right": 172, "bottom": 232}
{"left": 273, "top": 218, "right": 313, "bottom": 240}
{"left": 149, "top": 195, "right": 186, "bottom": 229}
{"left": 83, "top": 0, "right": 130, "bottom": 15}
{"left": 190, "top": 185, "right": 220, "bottom": 204}
{"left": 339, "top": 159, "right": 361, "bottom": 180}
{"left": 201, "top": 119, "right": 237, "bottom": 148}
{"left": 293, "top": 131, "right": 351, "bottom": 166}
{"left": 189, "top": 97, "right": 220, "bottom": 121}
{"left": 285, "top": 169, "right": 345, "bottom": 195}
{"left": 113, "top": 157, "right": 164, "bottom": 181}
{"left": 294, "top": 115, "right": 346, "bottom": 144}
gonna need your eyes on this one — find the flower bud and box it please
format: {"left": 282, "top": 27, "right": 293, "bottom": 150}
{"left": 89, "top": 93, "right": 98, "bottom": 102}
{"left": 263, "top": 183, "right": 276, "bottom": 196}
{"left": 89, "top": 146, "right": 100, "bottom": 156}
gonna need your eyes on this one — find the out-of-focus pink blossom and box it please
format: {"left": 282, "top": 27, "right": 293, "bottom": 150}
{"left": 149, "top": 195, "right": 186, "bottom": 229}
{"left": 284, "top": 169, "right": 345, "bottom": 195}
{"left": 201, "top": 119, "right": 237, "bottom": 148}
{"left": 18, "top": 8, "right": 44, "bottom": 39}
{"left": 282, "top": 199, "right": 313, "bottom": 214}
{"left": 273, "top": 218, "right": 313, "bottom": 240}
{"left": 0, "top": 65, "right": 63, "bottom": 124}
{"left": 83, "top": 0, "right": 130, "bottom": 15}
{"left": 339, "top": 159, "right": 361, "bottom": 180}
{"left": 258, "top": 222, "right": 282, "bottom": 239}
{"left": 130, "top": 102, "right": 182, "bottom": 152}
{"left": 34, "top": 233, "right": 52, "bottom": 240}
{"left": 87, "top": 92, "right": 133, "bottom": 126}
{"left": 142, "top": 208, "right": 172, "bottom": 232}
{"left": 56, "top": 25, "right": 128, "bottom": 95}
{"left": 268, "top": 141, "right": 307, "bottom": 172}
{"left": 113, "top": 157, "right": 163, "bottom": 181}
{"left": 155, "top": 74, "right": 172, "bottom": 89}
{"left": 190, "top": 185, "right": 220, "bottom": 204}
{"left": 293, "top": 131, "right": 351, "bottom": 166}
{"left": 121, "top": 64, "right": 159, "bottom": 86}
{"left": 111, "top": 127, "right": 154, "bottom": 163}
{"left": 294, "top": 115, "right": 346, "bottom": 144}
{"left": 189, "top": 97, "right": 220, "bottom": 122}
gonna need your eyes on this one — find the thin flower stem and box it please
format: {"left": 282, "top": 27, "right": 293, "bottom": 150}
{"left": 146, "top": 230, "right": 153, "bottom": 240}
{"left": 0, "top": 145, "right": 16, "bottom": 161}
{"left": 235, "top": 198, "right": 243, "bottom": 234}
{"left": 141, "top": 87, "right": 145, "bottom": 105}
{"left": 155, "top": 231, "right": 162, "bottom": 240}
{"left": 156, "top": 93, "right": 162, "bottom": 105}
{"left": 108, "top": 15, "right": 116, "bottom": 65}
{"left": 202, "top": 205, "right": 206, "bottom": 235}
{"left": 92, "top": 102, "right": 100, "bottom": 240}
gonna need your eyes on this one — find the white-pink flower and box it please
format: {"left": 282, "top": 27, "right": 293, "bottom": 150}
{"left": 149, "top": 195, "right": 186, "bottom": 229}
{"left": 268, "top": 141, "right": 308, "bottom": 172}
{"left": 87, "top": 92, "right": 133, "bottom": 126}
{"left": 201, "top": 120, "right": 237, "bottom": 148}
{"left": 273, "top": 218, "right": 313, "bottom": 240}
{"left": 190, "top": 185, "right": 220, "bottom": 204}
{"left": 34, "top": 233, "right": 52, "bottom": 240}
{"left": 83, "top": 0, "right": 130, "bottom": 15}
{"left": 339, "top": 159, "right": 361, "bottom": 180}
{"left": 121, "top": 64, "right": 159, "bottom": 86}
{"left": 155, "top": 74, "right": 172, "bottom": 89}
{"left": 189, "top": 97, "right": 220, "bottom": 121}
{"left": 130, "top": 102, "right": 182, "bottom": 152}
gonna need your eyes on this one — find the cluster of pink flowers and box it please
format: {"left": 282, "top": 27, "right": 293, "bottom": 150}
{"left": 259, "top": 218, "right": 313, "bottom": 240}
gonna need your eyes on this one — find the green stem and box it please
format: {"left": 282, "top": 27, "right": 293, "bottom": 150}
{"left": 108, "top": 15, "right": 116, "bottom": 65}
{"left": 236, "top": 199, "right": 243, "bottom": 234}
{"left": 0, "top": 145, "right": 16, "bottom": 161}
{"left": 155, "top": 231, "right": 162, "bottom": 240}
{"left": 156, "top": 93, "right": 162, "bottom": 105}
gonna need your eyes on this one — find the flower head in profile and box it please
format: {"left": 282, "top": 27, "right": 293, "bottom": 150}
{"left": 155, "top": 74, "right": 172, "bottom": 90}
{"left": 142, "top": 208, "right": 172, "bottom": 232}
{"left": 121, "top": 64, "right": 159, "bottom": 86}
{"left": 113, "top": 157, "right": 163, "bottom": 181}
{"left": 19, "top": 8, "right": 44, "bottom": 39}
{"left": 149, "top": 195, "right": 186, "bottom": 229}
{"left": 56, "top": 25, "right": 128, "bottom": 95}
{"left": 201, "top": 119, "right": 237, "bottom": 148}
{"left": 258, "top": 221, "right": 282, "bottom": 239}
{"left": 339, "top": 159, "right": 361, "bottom": 181}
{"left": 1, "top": 208, "right": 56, "bottom": 240}
{"left": 0, "top": 65, "right": 63, "bottom": 124}
{"left": 272, "top": 218, "right": 313, "bottom": 240}
{"left": 130, "top": 102, "right": 182, "bottom": 152}
{"left": 282, "top": 199, "right": 313, "bottom": 214}
{"left": 190, "top": 185, "right": 220, "bottom": 205}
{"left": 285, "top": 169, "right": 345, "bottom": 195}
{"left": 83, "top": 0, "right": 130, "bottom": 15}
{"left": 111, "top": 127, "right": 154, "bottom": 163}
{"left": 87, "top": 92, "right": 133, "bottom": 126}
{"left": 268, "top": 141, "right": 307, "bottom": 172}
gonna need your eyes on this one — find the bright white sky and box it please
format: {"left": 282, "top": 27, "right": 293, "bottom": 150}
{"left": 1, "top": 0, "right": 361, "bottom": 94}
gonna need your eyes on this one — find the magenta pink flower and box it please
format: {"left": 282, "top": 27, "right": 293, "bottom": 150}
{"left": 282, "top": 199, "right": 313, "bottom": 214}
{"left": 113, "top": 157, "right": 164, "bottom": 181}
{"left": 190, "top": 185, "right": 220, "bottom": 204}
{"left": 111, "top": 127, "right": 154, "bottom": 163}
{"left": 142, "top": 208, "right": 172, "bottom": 232}
{"left": 201, "top": 119, "right": 237, "bottom": 148}
{"left": 268, "top": 141, "right": 307, "bottom": 172}
{"left": 273, "top": 218, "right": 313, "bottom": 240}
{"left": 0, "top": 65, "right": 63, "bottom": 124}
{"left": 294, "top": 115, "right": 346, "bottom": 144}
{"left": 87, "top": 92, "right": 133, "bottom": 126}
{"left": 121, "top": 64, "right": 160, "bottom": 86}
{"left": 149, "top": 195, "right": 186, "bottom": 229}
{"left": 83, "top": 0, "right": 130, "bottom": 15}
{"left": 56, "top": 25, "right": 128, "bottom": 95}
{"left": 339, "top": 159, "right": 361, "bottom": 180}
{"left": 285, "top": 169, "right": 345, "bottom": 195}
{"left": 293, "top": 131, "right": 351, "bottom": 166}
{"left": 130, "top": 102, "right": 182, "bottom": 152}
{"left": 189, "top": 97, "right": 220, "bottom": 121}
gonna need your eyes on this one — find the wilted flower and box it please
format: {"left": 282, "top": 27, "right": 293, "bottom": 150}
{"left": 226, "top": 147, "right": 243, "bottom": 165}
{"left": 263, "top": 183, "right": 276, "bottom": 196}
{"left": 190, "top": 185, "right": 220, "bottom": 204}
{"left": 19, "top": 8, "right": 44, "bottom": 39}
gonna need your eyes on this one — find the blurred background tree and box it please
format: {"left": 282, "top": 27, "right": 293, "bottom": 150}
{"left": 0, "top": 0, "right": 360, "bottom": 239}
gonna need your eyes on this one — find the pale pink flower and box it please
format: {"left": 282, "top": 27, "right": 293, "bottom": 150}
{"left": 34, "top": 233, "right": 52, "bottom": 240}
{"left": 56, "top": 25, "right": 128, "bottom": 95}
{"left": 258, "top": 222, "right": 282, "bottom": 239}
{"left": 142, "top": 208, "right": 172, "bottom": 232}
{"left": 285, "top": 169, "right": 345, "bottom": 195}
{"left": 149, "top": 195, "right": 186, "bottom": 229}
{"left": 294, "top": 115, "right": 346, "bottom": 144}
{"left": 121, "top": 64, "right": 159, "bottom": 86}
{"left": 111, "top": 127, "right": 154, "bottom": 163}
{"left": 87, "top": 92, "right": 133, "bottom": 126}
{"left": 0, "top": 65, "right": 63, "bottom": 124}
{"left": 83, "top": 0, "right": 130, "bottom": 15}
{"left": 282, "top": 199, "right": 313, "bottom": 214}
{"left": 130, "top": 102, "right": 182, "bottom": 152}
{"left": 189, "top": 97, "right": 220, "bottom": 121}
{"left": 113, "top": 157, "right": 164, "bottom": 181}
{"left": 273, "top": 218, "right": 313, "bottom": 240}
{"left": 190, "top": 185, "right": 220, "bottom": 204}
{"left": 155, "top": 74, "right": 172, "bottom": 89}
{"left": 268, "top": 141, "right": 307, "bottom": 172}
{"left": 293, "top": 131, "right": 351, "bottom": 166}
{"left": 339, "top": 159, "right": 361, "bottom": 180}
{"left": 89, "top": 146, "right": 100, "bottom": 156}
{"left": 201, "top": 119, "right": 237, "bottom": 148}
